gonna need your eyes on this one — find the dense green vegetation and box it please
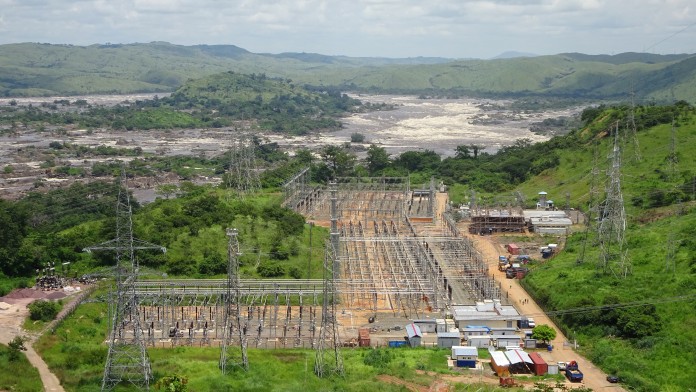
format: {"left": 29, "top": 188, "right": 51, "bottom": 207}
{"left": 0, "top": 181, "right": 329, "bottom": 281}
{"left": 162, "top": 72, "right": 363, "bottom": 134}
{"left": 0, "top": 72, "right": 365, "bottom": 134}
{"left": 1, "top": 42, "right": 695, "bottom": 103}
{"left": 514, "top": 104, "right": 696, "bottom": 391}
{"left": 0, "top": 340, "right": 43, "bottom": 392}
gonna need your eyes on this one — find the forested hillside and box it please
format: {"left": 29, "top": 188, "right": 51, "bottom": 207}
{"left": 1, "top": 42, "right": 695, "bottom": 103}
{"left": 0, "top": 72, "right": 366, "bottom": 134}
{"left": 514, "top": 103, "right": 696, "bottom": 391}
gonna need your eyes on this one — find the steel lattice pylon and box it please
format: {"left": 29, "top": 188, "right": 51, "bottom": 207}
{"left": 84, "top": 168, "right": 165, "bottom": 392}
{"left": 597, "top": 127, "right": 631, "bottom": 278}
{"left": 314, "top": 240, "right": 344, "bottom": 378}
{"left": 226, "top": 133, "right": 260, "bottom": 198}
{"left": 219, "top": 228, "right": 249, "bottom": 373}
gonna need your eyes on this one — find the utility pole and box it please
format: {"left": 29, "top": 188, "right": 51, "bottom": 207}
{"left": 85, "top": 167, "right": 165, "bottom": 392}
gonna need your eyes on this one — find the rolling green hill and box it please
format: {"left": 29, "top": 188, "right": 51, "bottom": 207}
{"left": 1, "top": 42, "right": 695, "bottom": 103}
{"left": 512, "top": 104, "right": 696, "bottom": 391}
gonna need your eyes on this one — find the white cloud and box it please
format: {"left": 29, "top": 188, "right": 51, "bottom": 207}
{"left": 0, "top": 0, "right": 693, "bottom": 57}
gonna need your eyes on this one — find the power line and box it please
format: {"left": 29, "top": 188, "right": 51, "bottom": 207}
{"left": 644, "top": 20, "right": 696, "bottom": 53}
{"left": 542, "top": 293, "right": 696, "bottom": 317}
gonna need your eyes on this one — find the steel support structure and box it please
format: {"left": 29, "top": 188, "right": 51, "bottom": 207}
{"left": 314, "top": 240, "right": 344, "bottom": 378}
{"left": 85, "top": 168, "right": 165, "bottom": 392}
{"left": 227, "top": 134, "right": 260, "bottom": 198}
{"left": 598, "top": 126, "right": 631, "bottom": 278}
{"left": 220, "top": 228, "right": 249, "bottom": 372}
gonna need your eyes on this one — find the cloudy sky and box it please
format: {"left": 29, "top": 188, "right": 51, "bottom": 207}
{"left": 0, "top": 0, "right": 694, "bottom": 58}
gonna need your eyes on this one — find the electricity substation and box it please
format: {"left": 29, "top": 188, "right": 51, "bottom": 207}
{"left": 94, "top": 167, "right": 507, "bottom": 390}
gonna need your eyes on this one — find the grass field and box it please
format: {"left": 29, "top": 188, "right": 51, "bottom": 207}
{"left": 35, "top": 300, "right": 522, "bottom": 391}
{"left": 0, "top": 343, "right": 44, "bottom": 392}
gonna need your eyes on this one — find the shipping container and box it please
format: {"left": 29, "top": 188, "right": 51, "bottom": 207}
{"left": 528, "top": 352, "right": 548, "bottom": 376}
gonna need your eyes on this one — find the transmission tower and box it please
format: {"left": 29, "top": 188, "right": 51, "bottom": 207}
{"left": 219, "top": 228, "right": 249, "bottom": 373}
{"left": 226, "top": 133, "right": 260, "bottom": 198}
{"left": 84, "top": 168, "right": 166, "bottom": 392}
{"left": 668, "top": 117, "right": 678, "bottom": 181}
{"left": 626, "top": 91, "right": 642, "bottom": 162}
{"left": 577, "top": 140, "right": 601, "bottom": 264}
{"left": 597, "top": 125, "right": 631, "bottom": 277}
{"left": 665, "top": 234, "right": 677, "bottom": 275}
{"left": 313, "top": 240, "right": 344, "bottom": 378}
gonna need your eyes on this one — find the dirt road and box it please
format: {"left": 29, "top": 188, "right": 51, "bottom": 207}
{"left": 0, "top": 298, "right": 65, "bottom": 392}
{"left": 469, "top": 233, "right": 626, "bottom": 391}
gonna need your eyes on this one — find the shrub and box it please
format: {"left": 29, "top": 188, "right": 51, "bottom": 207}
{"left": 350, "top": 132, "right": 366, "bottom": 143}
{"left": 363, "top": 348, "right": 393, "bottom": 368}
{"left": 28, "top": 300, "right": 59, "bottom": 322}
{"left": 257, "top": 262, "right": 284, "bottom": 278}
{"left": 7, "top": 336, "right": 27, "bottom": 361}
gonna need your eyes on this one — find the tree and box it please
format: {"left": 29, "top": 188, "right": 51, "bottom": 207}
{"left": 320, "top": 145, "right": 355, "bottom": 177}
{"left": 7, "top": 336, "right": 27, "bottom": 361}
{"left": 455, "top": 145, "right": 471, "bottom": 159}
{"left": 155, "top": 184, "right": 179, "bottom": 199}
{"left": 532, "top": 324, "right": 557, "bottom": 345}
{"left": 28, "top": 300, "right": 59, "bottom": 322}
{"left": 393, "top": 150, "right": 440, "bottom": 172}
{"left": 469, "top": 144, "right": 485, "bottom": 159}
{"left": 155, "top": 374, "right": 188, "bottom": 392}
{"left": 366, "top": 144, "right": 390, "bottom": 175}
{"left": 294, "top": 148, "right": 314, "bottom": 165}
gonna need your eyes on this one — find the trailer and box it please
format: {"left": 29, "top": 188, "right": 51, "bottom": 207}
{"left": 565, "top": 360, "right": 583, "bottom": 382}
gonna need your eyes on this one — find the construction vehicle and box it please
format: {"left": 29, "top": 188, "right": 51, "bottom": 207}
{"left": 565, "top": 360, "right": 583, "bottom": 382}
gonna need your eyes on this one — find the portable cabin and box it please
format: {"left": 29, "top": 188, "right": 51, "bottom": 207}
{"left": 462, "top": 327, "right": 490, "bottom": 338}
{"left": 452, "top": 300, "right": 523, "bottom": 329}
{"left": 451, "top": 346, "right": 478, "bottom": 368}
{"left": 436, "top": 319, "right": 447, "bottom": 332}
{"left": 547, "top": 362, "right": 559, "bottom": 375}
{"left": 524, "top": 338, "right": 537, "bottom": 349}
{"left": 413, "top": 319, "right": 437, "bottom": 333}
{"left": 506, "top": 243, "right": 520, "bottom": 255}
{"left": 405, "top": 323, "right": 422, "bottom": 347}
{"left": 528, "top": 352, "right": 548, "bottom": 376}
{"left": 437, "top": 331, "right": 461, "bottom": 348}
{"left": 466, "top": 335, "right": 492, "bottom": 348}
{"left": 489, "top": 327, "right": 517, "bottom": 336}
{"left": 489, "top": 350, "right": 510, "bottom": 376}
{"left": 491, "top": 334, "right": 522, "bottom": 348}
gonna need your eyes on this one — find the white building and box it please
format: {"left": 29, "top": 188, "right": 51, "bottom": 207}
{"left": 452, "top": 300, "right": 522, "bottom": 329}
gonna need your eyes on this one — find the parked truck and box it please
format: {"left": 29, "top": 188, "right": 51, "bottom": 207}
{"left": 565, "top": 360, "right": 583, "bottom": 382}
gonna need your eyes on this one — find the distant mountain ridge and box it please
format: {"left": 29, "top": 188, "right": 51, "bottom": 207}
{"left": 0, "top": 42, "right": 694, "bottom": 103}
{"left": 491, "top": 51, "right": 538, "bottom": 59}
